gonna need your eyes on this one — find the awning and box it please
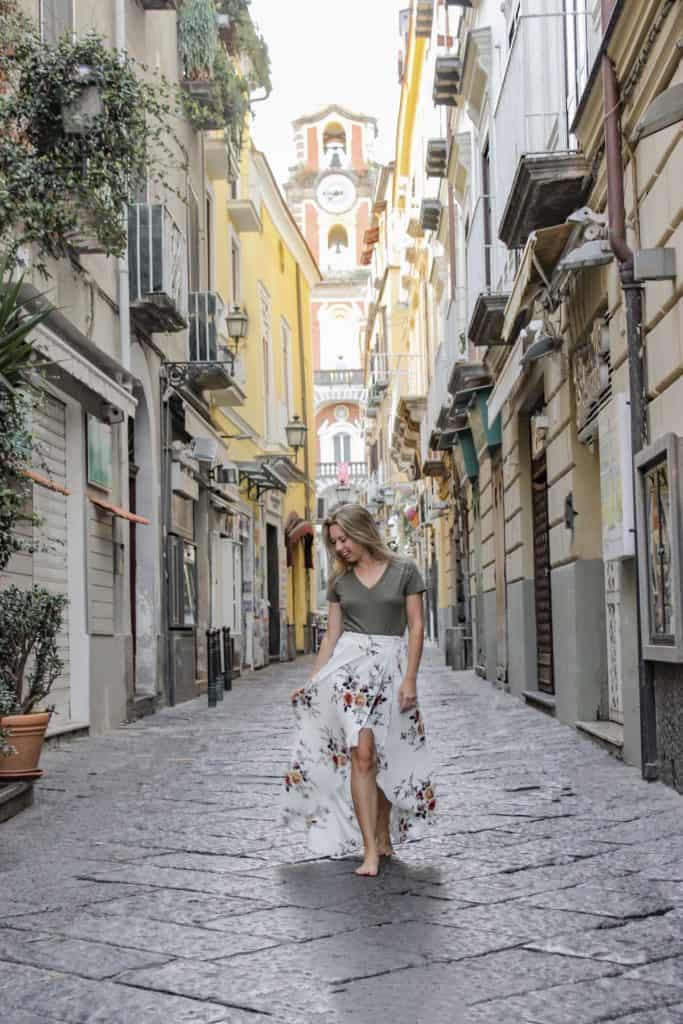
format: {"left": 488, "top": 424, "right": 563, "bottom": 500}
{"left": 287, "top": 520, "right": 314, "bottom": 546}
{"left": 501, "top": 223, "right": 573, "bottom": 343}
{"left": 22, "top": 468, "right": 71, "bottom": 496}
{"left": 89, "top": 495, "right": 151, "bottom": 525}
{"left": 487, "top": 334, "right": 525, "bottom": 424}
{"left": 34, "top": 325, "right": 138, "bottom": 418}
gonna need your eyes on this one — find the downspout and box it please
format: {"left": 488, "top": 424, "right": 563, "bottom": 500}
{"left": 295, "top": 263, "right": 312, "bottom": 645}
{"left": 600, "top": 0, "right": 657, "bottom": 779}
{"left": 115, "top": 0, "right": 130, "bottom": 372}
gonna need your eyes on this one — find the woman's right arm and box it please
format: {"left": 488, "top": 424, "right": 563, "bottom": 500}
{"left": 309, "top": 601, "right": 343, "bottom": 679}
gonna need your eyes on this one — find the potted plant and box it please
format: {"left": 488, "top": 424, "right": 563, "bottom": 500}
{"left": 0, "top": 256, "right": 63, "bottom": 776}
{"left": 0, "top": 586, "right": 68, "bottom": 778}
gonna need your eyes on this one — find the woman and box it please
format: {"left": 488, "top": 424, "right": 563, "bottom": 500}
{"left": 283, "top": 504, "right": 436, "bottom": 877}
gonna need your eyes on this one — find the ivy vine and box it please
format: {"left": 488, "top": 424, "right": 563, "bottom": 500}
{"left": 0, "top": 18, "right": 185, "bottom": 276}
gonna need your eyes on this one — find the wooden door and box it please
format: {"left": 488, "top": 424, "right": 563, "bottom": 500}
{"left": 532, "top": 453, "right": 554, "bottom": 693}
{"left": 493, "top": 460, "right": 507, "bottom": 676}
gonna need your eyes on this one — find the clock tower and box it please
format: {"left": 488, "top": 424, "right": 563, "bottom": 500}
{"left": 284, "top": 105, "right": 378, "bottom": 558}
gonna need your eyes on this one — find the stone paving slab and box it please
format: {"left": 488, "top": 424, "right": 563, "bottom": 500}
{"left": 1, "top": 647, "right": 683, "bottom": 1023}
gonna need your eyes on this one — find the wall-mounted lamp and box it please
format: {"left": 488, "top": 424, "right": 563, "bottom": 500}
{"left": 521, "top": 333, "right": 562, "bottom": 367}
{"left": 285, "top": 414, "right": 307, "bottom": 453}
{"left": 336, "top": 484, "right": 351, "bottom": 502}
{"left": 226, "top": 305, "right": 248, "bottom": 354}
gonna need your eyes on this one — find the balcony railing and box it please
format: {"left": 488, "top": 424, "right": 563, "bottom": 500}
{"left": 189, "top": 291, "right": 227, "bottom": 363}
{"left": 370, "top": 352, "right": 427, "bottom": 416}
{"left": 493, "top": 10, "right": 584, "bottom": 232}
{"left": 314, "top": 369, "right": 364, "bottom": 386}
{"left": 465, "top": 195, "right": 507, "bottom": 328}
{"left": 128, "top": 204, "right": 188, "bottom": 334}
{"left": 317, "top": 461, "right": 367, "bottom": 481}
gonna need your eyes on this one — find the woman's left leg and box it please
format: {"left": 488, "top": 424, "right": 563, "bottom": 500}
{"left": 350, "top": 728, "right": 379, "bottom": 876}
{"left": 376, "top": 787, "right": 394, "bottom": 856}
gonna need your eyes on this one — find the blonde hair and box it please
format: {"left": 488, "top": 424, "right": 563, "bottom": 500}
{"left": 323, "top": 503, "right": 396, "bottom": 581}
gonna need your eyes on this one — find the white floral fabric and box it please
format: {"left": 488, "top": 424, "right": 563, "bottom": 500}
{"left": 282, "top": 632, "right": 436, "bottom": 857}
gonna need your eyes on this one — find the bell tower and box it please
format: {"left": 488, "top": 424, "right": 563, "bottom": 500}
{"left": 284, "top": 106, "right": 378, "bottom": 573}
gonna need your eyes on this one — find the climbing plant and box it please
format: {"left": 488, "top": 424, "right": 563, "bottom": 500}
{"left": 215, "top": 0, "right": 271, "bottom": 94}
{"left": 0, "top": 18, "right": 184, "bottom": 276}
{"left": 178, "top": 0, "right": 218, "bottom": 79}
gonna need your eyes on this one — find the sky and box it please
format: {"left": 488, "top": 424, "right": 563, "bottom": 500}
{"left": 247, "top": 0, "right": 403, "bottom": 190}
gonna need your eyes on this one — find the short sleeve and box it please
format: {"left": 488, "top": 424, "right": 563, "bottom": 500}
{"left": 326, "top": 577, "right": 340, "bottom": 603}
{"left": 404, "top": 560, "right": 426, "bottom": 595}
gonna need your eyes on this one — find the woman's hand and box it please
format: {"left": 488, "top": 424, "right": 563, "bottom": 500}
{"left": 290, "top": 686, "right": 305, "bottom": 704}
{"left": 398, "top": 677, "right": 418, "bottom": 713}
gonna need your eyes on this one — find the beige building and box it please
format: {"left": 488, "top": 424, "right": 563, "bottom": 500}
{"left": 364, "top": 0, "right": 683, "bottom": 795}
{"left": 3, "top": 1, "right": 316, "bottom": 736}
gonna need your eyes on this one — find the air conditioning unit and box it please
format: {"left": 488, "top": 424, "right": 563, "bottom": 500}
{"left": 190, "top": 437, "right": 218, "bottom": 464}
{"left": 215, "top": 462, "right": 239, "bottom": 486}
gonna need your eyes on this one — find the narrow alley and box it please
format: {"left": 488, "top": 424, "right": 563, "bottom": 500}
{"left": 2, "top": 651, "right": 683, "bottom": 1024}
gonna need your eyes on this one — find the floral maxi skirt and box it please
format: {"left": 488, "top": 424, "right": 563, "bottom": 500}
{"left": 282, "top": 632, "right": 436, "bottom": 858}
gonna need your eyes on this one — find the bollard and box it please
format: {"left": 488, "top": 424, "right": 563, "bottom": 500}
{"left": 222, "top": 626, "right": 232, "bottom": 692}
{"left": 207, "top": 629, "right": 218, "bottom": 708}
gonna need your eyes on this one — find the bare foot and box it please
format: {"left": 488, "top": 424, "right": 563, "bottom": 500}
{"left": 377, "top": 839, "right": 394, "bottom": 857}
{"left": 354, "top": 853, "right": 380, "bottom": 876}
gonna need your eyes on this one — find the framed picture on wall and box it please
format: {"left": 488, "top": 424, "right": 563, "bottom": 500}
{"left": 635, "top": 433, "right": 683, "bottom": 662}
{"left": 86, "top": 415, "right": 113, "bottom": 491}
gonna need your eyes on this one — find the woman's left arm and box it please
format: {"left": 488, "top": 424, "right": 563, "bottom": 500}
{"left": 398, "top": 593, "right": 424, "bottom": 713}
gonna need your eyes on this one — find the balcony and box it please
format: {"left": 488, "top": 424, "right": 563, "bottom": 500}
{"left": 433, "top": 56, "right": 461, "bottom": 107}
{"left": 205, "top": 132, "right": 240, "bottom": 182}
{"left": 465, "top": 195, "right": 508, "bottom": 348}
{"left": 128, "top": 204, "right": 188, "bottom": 334}
{"left": 314, "top": 368, "right": 366, "bottom": 406}
{"left": 415, "top": 0, "right": 434, "bottom": 38}
{"left": 420, "top": 199, "right": 442, "bottom": 233}
{"left": 493, "top": 9, "right": 591, "bottom": 248}
{"left": 317, "top": 461, "right": 367, "bottom": 481}
{"left": 426, "top": 139, "right": 448, "bottom": 178}
{"left": 187, "top": 291, "right": 245, "bottom": 403}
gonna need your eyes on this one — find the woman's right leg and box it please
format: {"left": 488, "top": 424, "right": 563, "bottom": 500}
{"left": 350, "top": 728, "right": 379, "bottom": 876}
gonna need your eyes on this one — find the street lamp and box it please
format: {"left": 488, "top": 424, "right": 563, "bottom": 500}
{"left": 226, "top": 305, "right": 248, "bottom": 354}
{"left": 336, "top": 484, "right": 351, "bottom": 503}
{"left": 285, "top": 414, "right": 307, "bottom": 462}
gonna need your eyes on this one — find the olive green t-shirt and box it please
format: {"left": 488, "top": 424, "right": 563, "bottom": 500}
{"left": 326, "top": 558, "right": 426, "bottom": 636}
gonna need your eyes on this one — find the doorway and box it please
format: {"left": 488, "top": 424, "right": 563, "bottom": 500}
{"left": 492, "top": 457, "right": 507, "bottom": 681}
{"left": 266, "top": 523, "right": 280, "bottom": 660}
{"left": 532, "top": 451, "right": 554, "bottom": 693}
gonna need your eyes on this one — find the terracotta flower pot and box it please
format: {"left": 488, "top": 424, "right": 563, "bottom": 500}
{"left": 0, "top": 711, "right": 50, "bottom": 780}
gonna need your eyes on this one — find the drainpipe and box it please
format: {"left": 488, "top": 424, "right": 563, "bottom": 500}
{"left": 600, "top": 0, "right": 657, "bottom": 779}
{"left": 295, "top": 263, "right": 312, "bottom": 647}
{"left": 115, "top": 0, "right": 130, "bottom": 373}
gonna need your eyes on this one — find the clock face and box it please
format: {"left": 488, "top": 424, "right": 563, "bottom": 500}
{"left": 316, "top": 174, "right": 357, "bottom": 214}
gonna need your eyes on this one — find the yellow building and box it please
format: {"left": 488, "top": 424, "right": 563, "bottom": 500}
{"left": 209, "top": 140, "right": 320, "bottom": 666}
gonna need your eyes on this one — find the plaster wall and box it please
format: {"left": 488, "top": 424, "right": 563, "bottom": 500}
{"left": 507, "top": 578, "right": 537, "bottom": 698}
{"left": 551, "top": 559, "right": 607, "bottom": 725}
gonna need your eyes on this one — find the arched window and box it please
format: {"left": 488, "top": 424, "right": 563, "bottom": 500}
{"left": 323, "top": 121, "right": 347, "bottom": 168}
{"left": 328, "top": 225, "right": 349, "bottom": 253}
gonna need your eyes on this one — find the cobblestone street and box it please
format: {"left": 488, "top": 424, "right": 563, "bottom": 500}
{"left": 2, "top": 647, "right": 683, "bottom": 1024}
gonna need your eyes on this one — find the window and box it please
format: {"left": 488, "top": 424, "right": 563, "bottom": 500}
{"left": 187, "top": 187, "right": 200, "bottom": 294}
{"left": 334, "top": 433, "right": 351, "bottom": 464}
{"left": 644, "top": 462, "right": 674, "bottom": 641}
{"left": 481, "top": 144, "right": 492, "bottom": 290}
{"left": 40, "top": 0, "right": 73, "bottom": 44}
